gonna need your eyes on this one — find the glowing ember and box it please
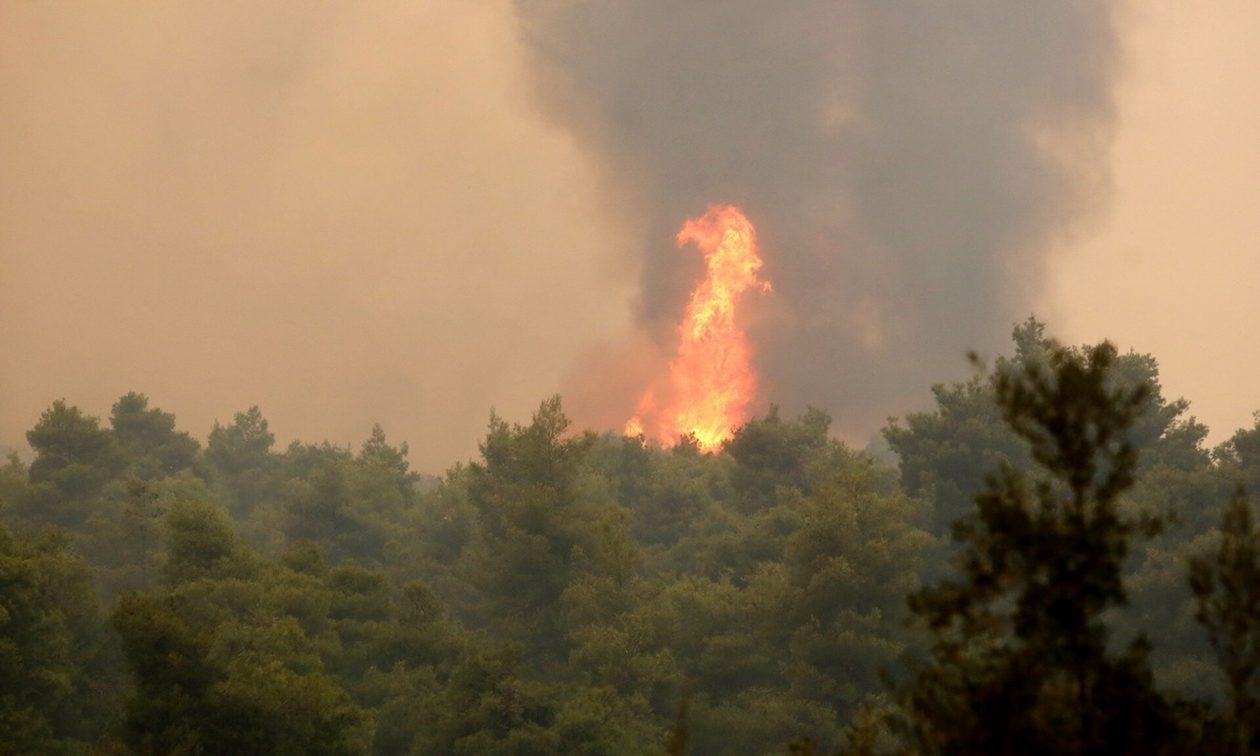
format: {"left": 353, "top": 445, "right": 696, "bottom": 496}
{"left": 625, "top": 204, "right": 770, "bottom": 450}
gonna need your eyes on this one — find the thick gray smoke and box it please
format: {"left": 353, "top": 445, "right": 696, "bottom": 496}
{"left": 517, "top": 2, "right": 1121, "bottom": 437}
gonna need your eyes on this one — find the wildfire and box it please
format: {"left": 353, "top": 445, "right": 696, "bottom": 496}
{"left": 625, "top": 204, "right": 770, "bottom": 451}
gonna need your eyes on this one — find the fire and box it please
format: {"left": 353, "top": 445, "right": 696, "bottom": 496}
{"left": 625, "top": 204, "right": 770, "bottom": 451}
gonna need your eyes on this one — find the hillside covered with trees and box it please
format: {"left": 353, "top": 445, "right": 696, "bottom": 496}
{"left": 3, "top": 320, "right": 1260, "bottom": 754}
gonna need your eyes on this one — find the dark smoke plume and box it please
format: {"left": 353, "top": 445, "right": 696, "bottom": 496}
{"left": 517, "top": 1, "right": 1121, "bottom": 438}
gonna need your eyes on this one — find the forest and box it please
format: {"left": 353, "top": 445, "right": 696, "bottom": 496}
{"left": 3, "top": 319, "right": 1259, "bottom": 755}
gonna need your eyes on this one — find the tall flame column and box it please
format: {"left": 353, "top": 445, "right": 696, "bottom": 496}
{"left": 626, "top": 205, "right": 770, "bottom": 450}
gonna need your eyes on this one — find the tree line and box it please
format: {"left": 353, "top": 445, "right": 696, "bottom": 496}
{"left": 1, "top": 319, "right": 1259, "bottom": 754}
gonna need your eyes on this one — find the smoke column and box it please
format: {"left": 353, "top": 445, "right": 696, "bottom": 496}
{"left": 517, "top": 2, "right": 1122, "bottom": 438}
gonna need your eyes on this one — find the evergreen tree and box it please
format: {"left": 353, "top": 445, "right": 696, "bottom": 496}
{"left": 1189, "top": 490, "right": 1260, "bottom": 754}
{"left": 903, "top": 340, "right": 1182, "bottom": 754}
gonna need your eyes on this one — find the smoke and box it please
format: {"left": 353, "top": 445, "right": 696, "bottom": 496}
{"left": 0, "top": 1, "right": 636, "bottom": 470}
{"left": 518, "top": 1, "right": 1122, "bottom": 438}
{"left": 0, "top": 2, "right": 1136, "bottom": 468}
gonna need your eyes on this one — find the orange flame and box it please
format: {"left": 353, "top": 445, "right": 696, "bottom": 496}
{"left": 625, "top": 204, "right": 770, "bottom": 451}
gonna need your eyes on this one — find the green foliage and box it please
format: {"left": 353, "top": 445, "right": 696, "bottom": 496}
{"left": 725, "top": 405, "right": 833, "bottom": 511}
{"left": 553, "top": 407, "right": 930, "bottom": 753}
{"left": 885, "top": 373, "right": 1028, "bottom": 537}
{"left": 110, "top": 392, "right": 200, "bottom": 480}
{"left": 886, "top": 318, "right": 1209, "bottom": 538}
{"left": 884, "top": 320, "right": 1044, "bottom": 536}
{"left": 1216, "top": 413, "right": 1260, "bottom": 498}
{"left": 1189, "top": 490, "right": 1260, "bottom": 753}
{"left": 781, "top": 459, "right": 933, "bottom": 714}
{"left": 163, "top": 498, "right": 257, "bottom": 585}
{"left": 205, "top": 405, "right": 278, "bottom": 516}
{"left": 278, "top": 446, "right": 386, "bottom": 565}
{"left": 0, "top": 522, "right": 122, "bottom": 753}
{"left": 886, "top": 319, "right": 1228, "bottom": 708}
{"left": 904, "top": 340, "right": 1182, "bottom": 754}
{"left": 454, "top": 397, "right": 599, "bottom": 657}
{"left": 113, "top": 501, "right": 371, "bottom": 754}
{"left": 0, "top": 453, "right": 30, "bottom": 516}
{"left": 1, "top": 326, "right": 1257, "bottom": 753}
{"left": 22, "top": 400, "right": 126, "bottom": 526}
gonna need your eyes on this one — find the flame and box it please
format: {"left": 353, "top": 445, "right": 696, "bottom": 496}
{"left": 625, "top": 204, "right": 770, "bottom": 450}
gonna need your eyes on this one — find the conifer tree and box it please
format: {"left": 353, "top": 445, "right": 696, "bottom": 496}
{"left": 904, "top": 341, "right": 1181, "bottom": 754}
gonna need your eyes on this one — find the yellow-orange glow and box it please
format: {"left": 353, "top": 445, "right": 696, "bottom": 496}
{"left": 625, "top": 205, "right": 770, "bottom": 450}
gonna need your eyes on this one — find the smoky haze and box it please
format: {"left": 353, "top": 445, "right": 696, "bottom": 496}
{"left": 0, "top": 2, "right": 637, "bottom": 469}
{"left": 519, "top": 1, "right": 1122, "bottom": 439}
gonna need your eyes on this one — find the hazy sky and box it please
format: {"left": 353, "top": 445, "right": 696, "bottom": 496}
{"left": 1045, "top": 0, "right": 1260, "bottom": 445}
{"left": 2, "top": 1, "right": 1257, "bottom": 471}
{"left": 0, "top": 1, "right": 637, "bottom": 469}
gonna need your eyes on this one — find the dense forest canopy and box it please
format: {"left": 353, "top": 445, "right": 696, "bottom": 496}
{"left": 2, "top": 321, "right": 1260, "bottom": 754}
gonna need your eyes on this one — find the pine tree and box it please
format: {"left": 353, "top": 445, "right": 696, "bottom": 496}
{"left": 904, "top": 341, "right": 1182, "bottom": 754}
